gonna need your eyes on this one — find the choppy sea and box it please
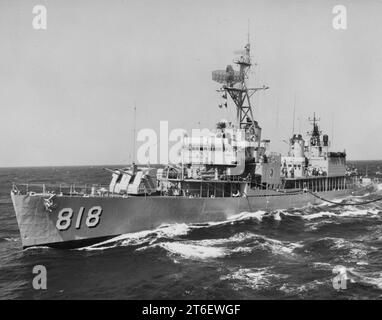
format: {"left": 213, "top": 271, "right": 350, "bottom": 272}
{"left": 1, "top": 161, "right": 382, "bottom": 300}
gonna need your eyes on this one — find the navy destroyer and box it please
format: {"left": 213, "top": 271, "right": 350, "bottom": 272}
{"left": 11, "top": 41, "right": 360, "bottom": 249}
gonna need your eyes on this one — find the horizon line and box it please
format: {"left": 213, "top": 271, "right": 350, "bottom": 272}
{"left": 0, "top": 159, "right": 381, "bottom": 169}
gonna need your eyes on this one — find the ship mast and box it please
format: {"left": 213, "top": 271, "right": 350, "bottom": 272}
{"left": 223, "top": 42, "right": 269, "bottom": 130}
{"left": 308, "top": 112, "right": 321, "bottom": 146}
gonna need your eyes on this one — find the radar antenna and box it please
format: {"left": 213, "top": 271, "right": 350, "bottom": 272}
{"left": 212, "top": 38, "right": 269, "bottom": 130}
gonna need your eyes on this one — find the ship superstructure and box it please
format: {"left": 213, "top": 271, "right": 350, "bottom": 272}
{"left": 107, "top": 44, "right": 349, "bottom": 199}
{"left": 106, "top": 41, "right": 282, "bottom": 199}
{"left": 281, "top": 114, "right": 347, "bottom": 191}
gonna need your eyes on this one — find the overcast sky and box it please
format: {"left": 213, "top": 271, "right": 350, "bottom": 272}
{"left": 1, "top": 0, "right": 381, "bottom": 167}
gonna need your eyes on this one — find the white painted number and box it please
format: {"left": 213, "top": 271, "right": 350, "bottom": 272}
{"left": 85, "top": 206, "right": 103, "bottom": 228}
{"left": 56, "top": 208, "right": 73, "bottom": 230}
{"left": 56, "top": 206, "right": 103, "bottom": 231}
{"left": 75, "top": 207, "right": 85, "bottom": 229}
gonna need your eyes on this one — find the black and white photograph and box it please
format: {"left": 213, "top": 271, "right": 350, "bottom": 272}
{"left": 1, "top": 0, "right": 382, "bottom": 306}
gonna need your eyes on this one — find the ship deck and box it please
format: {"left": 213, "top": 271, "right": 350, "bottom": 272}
{"left": 11, "top": 174, "right": 360, "bottom": 199}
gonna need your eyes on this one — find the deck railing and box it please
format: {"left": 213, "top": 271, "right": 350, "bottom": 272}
{"left": 12, "top": 175, "right": 376, "bottom": 199}
{"left": 12, "top": 183, "right": 113, "bottom": 197}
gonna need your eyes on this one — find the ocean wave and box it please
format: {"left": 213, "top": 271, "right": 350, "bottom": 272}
{"left": 76, "top": 202, "right": 381, "bottom": 254}
{"left": 220, "top": 267, "right": 288, "bottom": 291}
{"left": 312, "top": 262, "right": 333, "bottom": 270}
{"left": 302, "top": 208, "right": 380, "bottom": 221}
{"left": 333, "top": 266, "right": 382, "bottom": 290}
{"left": 279, "top": 279, "right": 328, "bottom": 295}
{"left": 303, "top": 211, "right": 338, "bottom": 221}
{"left": 136, "top": 232, "right": 303, "bottom": 261}
{"left": 78, "top": 211, "right": 269, "bottom": 251}
{"left": 79, "top": 223, "right": 195, "bottom": 251}
{"left": 2, "top": 237, "right": 19, "bottom": 242}
{"left": 356, "top": 225, "right": 382, "bottom": 242}
{"left": 319, "top": 237, "right": 372, "bottom": 253}
{"left": 192, "top": 210, "right": 268, "bottom": 229}
{"left": 273, "top": 210, "right": 283, "bottom": 221}
{"left": 305, "top": 219, "right": 340, "bottom": 231}
{"left": 155, "top": 242, "right": 227, "bottom": 259}
{"left": 227, "top": 210, "right": 267, "bottom": 222}
{"left": 23, "top": 245, "right": 52, "bottom": 251}
{"left": 352, "top": 271, "right": 382, "bottom": 289}
{"left": 302, "top": 237, "right": 377, "bottom": 263}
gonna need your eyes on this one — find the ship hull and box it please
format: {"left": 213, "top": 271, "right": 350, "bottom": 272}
{"left": 11, "top": 189, "right": 353, "bottom": 249}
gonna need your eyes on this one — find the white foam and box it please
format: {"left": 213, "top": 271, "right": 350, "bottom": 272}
{"left": 338, "top": 209, "right": 370, "bottom": 217}
{"left": 332, "top": 266, "right": 382, "bottom": 290}
{"left": 136, "top": 231, "right": 302, "bottom": 261}
{"left": 312, "top": 262, "right": 332, "bottom": 270}
{"left": 355, "top": 271, "right": 382, "bottom": 289}
{"left": 280, "top": 211, "right": 300, "bottom": 217}
{"left": 4, "top": 237, "right": 19, "bottom": 242}
{"left": 257, "top": 237, "right": 302, "bottom": 256}
{"left": 205, "top": 232, "right": 302, "bottom": 257}
{"left": 221, "top": 267, "right": 288, "bottom": 290}
{"left": 302, "top": 208, "right": 380, "bottom": 221}
{"left": 319, "top": 237, "right": 377, "bottom": 262}
{"left": 231, "top": 246, "right": 253, "bottom": 254}
{"left": 305, "top": 219, "right": 337, "bottom": 231}
{"left": 152, "top": 223, "right": 193, "bottom": 238}
{"left": 227, "top": 210, "right": 267, "bottom": 222}
{"left": 279, "top": 279, "right": 326, "bottom": 294}
{"left": 24, "top": 246, "right": 52, "bottom": 251}
{"left": 79, "top": 223, "right": 193, "bottom": 251}
{"left": 273, "top": 210, "right": 283, "bottom": 221}
{"left": 368, "top": 209, "right": 381, "bottom": 215}
{"left": 157, "top": 242, "right": 227, "bottom": 259}
{"left": 303, "top": 211, "right": 338, "bottom": 220}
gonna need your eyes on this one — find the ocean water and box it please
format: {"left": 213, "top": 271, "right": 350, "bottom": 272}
{"left": 1, "top": 161, "right": 382, "bottom": 300}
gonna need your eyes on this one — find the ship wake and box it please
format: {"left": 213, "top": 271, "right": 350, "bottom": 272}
{"left": 78, "top": 192, "right": 382, "bottom": 258}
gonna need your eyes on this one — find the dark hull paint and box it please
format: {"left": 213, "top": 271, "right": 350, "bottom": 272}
{"left": 11, "top": 189, "right": 353, "bottom": 249}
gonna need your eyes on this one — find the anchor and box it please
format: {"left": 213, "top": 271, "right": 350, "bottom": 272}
{"left": 43, "top": 194, "right": 57, "bottom": 212}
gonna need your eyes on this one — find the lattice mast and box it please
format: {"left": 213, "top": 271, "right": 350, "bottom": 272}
{"left": 308, "top": 112, "right": 322, "bottom": 146}
{"left": 212, "top": 39, "right": 269, "bottom": 131}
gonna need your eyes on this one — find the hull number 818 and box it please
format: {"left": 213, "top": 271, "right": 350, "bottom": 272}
{"left": 56, "top": 206, "right": 103, "bottom": 231}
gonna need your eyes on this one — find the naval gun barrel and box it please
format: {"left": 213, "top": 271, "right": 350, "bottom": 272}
{"left": 103, "top": 168, "right": 133, "bottom": 176}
